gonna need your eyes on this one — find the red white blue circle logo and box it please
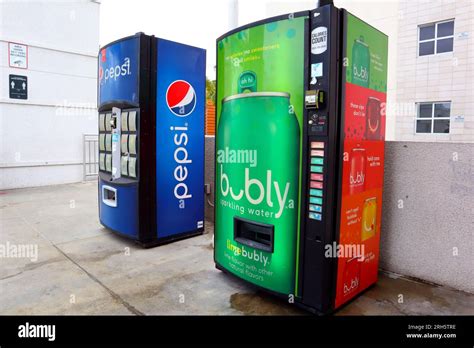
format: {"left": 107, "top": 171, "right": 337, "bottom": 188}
{"left": 166, "top": 80, "right": 196, "bottom": 117}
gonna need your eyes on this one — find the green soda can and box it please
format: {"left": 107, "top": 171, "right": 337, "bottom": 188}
{"left": 214, "top": 92, "right": 300, "bottom": 295}
{"left": 352, "top": 36, "right": 370, "bottom": 87}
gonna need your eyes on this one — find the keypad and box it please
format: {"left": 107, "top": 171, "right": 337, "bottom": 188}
{"left": 308, "top": 141, "right": 325, "bottom": 221}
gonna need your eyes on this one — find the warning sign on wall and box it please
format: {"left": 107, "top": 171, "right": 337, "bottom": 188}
{"left": 9, "top": 75, "right": 28, "bottom": 100}
{"left": 9, "top": 42, "right": 28, "bottom": 69}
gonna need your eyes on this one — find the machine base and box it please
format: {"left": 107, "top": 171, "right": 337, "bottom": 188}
{"left": 139, "top": 228, "right": 205, "bottom": 248}
{"left": 101, "top": 221, "right": 204, "bottom": 248}
{"left": 215, "top": 261, "right": 326, "bottom": 315}
{"left": 215, "top": 261, "right": 377, "bottom": 315}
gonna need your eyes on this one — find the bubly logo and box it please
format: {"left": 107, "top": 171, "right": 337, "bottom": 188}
{"left": 99, "top": 56, "right": 131, "bottom": 84}
{"left": 171, "top": 125, "right": 192, "bottom": 207}
{"left": 166, "top": 80, "right": 196, "bottom": 117}
{"left": 343, "top": 276, "right": 359, "bottom": 295}
{"left": 353, "top": 65, "right": 368, "bottom": 82}
{"left": 220, "top": 165, "right": 290, "bottom": 219}
{"left": 349, "top": 171, "right": 365, "bottom": 186}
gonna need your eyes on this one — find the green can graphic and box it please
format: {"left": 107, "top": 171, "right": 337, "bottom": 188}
{"left": 215, "top": 92, "right": 300, "bottom": 295}
{"left": 352, "top": 36, "right": 370, "bottom": 87}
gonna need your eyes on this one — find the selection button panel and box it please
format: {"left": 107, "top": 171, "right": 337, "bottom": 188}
{"left": 308, "top": 140, "right": 325, "bottom": 221}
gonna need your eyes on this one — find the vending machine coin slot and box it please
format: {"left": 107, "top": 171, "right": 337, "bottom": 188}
{"left": 305, "top": 90, "right": 325, "bottom": 109}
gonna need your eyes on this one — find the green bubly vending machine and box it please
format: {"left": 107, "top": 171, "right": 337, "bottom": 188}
{"left": 214, "top": 1, "right": 388, "bottom": 314}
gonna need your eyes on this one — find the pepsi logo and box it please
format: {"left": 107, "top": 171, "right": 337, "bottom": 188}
{"left": 166, "top": 80, "right": 196, "bottom": 117}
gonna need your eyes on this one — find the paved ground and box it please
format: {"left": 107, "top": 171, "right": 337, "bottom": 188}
{"left": 1, "top": 182, "right": 473, "bottom": 315}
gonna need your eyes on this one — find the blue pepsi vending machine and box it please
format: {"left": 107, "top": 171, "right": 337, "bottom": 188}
{"left": 97, "top": 33, "right": 205, "bottom": 246}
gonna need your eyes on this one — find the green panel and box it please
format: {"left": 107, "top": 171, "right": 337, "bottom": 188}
{"left": 345, "top": 14, "right": 388, "bottom": 92}
{"left": 215, "top": 16, "right": 307, "bottom": 295}
{"left": 217, "top": 17, "right": 307, "bottom": 126}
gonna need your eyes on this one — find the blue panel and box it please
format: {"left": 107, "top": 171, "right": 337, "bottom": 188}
{"left": 155, "top": 39, "right": 205, "bottom": 238}
{"left": 98, "top": 37, "right": 139, "bottom": 106}
{"left": 99, "top": 179, "right": 139, "bottom": 238}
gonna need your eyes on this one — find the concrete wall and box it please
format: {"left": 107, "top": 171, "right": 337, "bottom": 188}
{"left": 0, "top": 0, "right": 100, "bottom": 189}
{"left": 204, "top": 137, "right": 474, "bottom": 293}
{"left": 381, "top": 141, "right": 473, "bottom": 293}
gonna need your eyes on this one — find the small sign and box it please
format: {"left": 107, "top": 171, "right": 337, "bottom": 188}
{"left": 9, "top": 75, "right": 28, "bottom": 100}
{"left": 8, "top": 43, "right": 28, "bottom": 69}
{"left": 311, "top": 26, "right": 328, "bottom": 55}
{"left": 454, "top": 115, "right": 464, "bottom": 122}
{"left": 311, "top": 62, "right": 323, "bottom": 77}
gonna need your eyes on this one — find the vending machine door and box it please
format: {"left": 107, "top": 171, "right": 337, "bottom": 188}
{"left": 97, "top": 35, "right": 142, "bottom": 238}
{"left": 214, "top": 12, "right": 309, "bottom": 296}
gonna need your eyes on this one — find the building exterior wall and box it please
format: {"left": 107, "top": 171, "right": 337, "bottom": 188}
{"left": 0, "top": 0, "right": 100, "bottom": 189}
{"left": 395, "top": 0, "right": 474, "bottom": 143}
{"left": 381, "top": 141, "right": 473, "bottom": 293}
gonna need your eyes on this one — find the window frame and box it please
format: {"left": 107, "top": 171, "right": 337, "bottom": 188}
{"left": 418, "top": 19, "right": 455, "bottom": 56}
{"left": 415, "top": 101, "right": 451, "bottom": 134}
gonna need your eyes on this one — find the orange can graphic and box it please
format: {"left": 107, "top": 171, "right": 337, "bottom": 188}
{"left": 361, "top": 197, "right": 377, "bottom": 241}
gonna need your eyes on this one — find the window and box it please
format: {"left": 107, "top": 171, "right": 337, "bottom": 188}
{"left": 418, "top": 20, "right": 454, "bottom": 56}
{"left": 415, "top": 102, "right": 451, "bottom": 134}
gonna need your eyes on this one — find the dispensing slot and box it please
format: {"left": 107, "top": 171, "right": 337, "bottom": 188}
{"left": 234, "top": 217, "right": 274, "bottom": 253}
{"left": 102, "top": 185, "right": 117, "bottom": 207}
